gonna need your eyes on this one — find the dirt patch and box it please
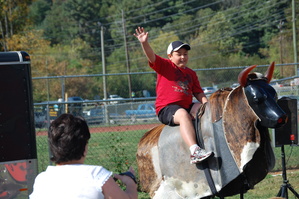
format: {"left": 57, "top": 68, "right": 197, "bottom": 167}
{"left": 36, "top": 123, "right": 160, "bottom": 136}
{"left": 89, "top": 123, "right": 159, "bottom": 133}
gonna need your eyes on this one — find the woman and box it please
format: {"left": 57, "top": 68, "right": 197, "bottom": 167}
{"left": 30, "top": 113, "right": 137, "bottom": 199}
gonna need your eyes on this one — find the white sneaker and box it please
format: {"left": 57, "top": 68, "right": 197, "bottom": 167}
{"left": 190, "top": 147, "right": 213, "bottom": 164}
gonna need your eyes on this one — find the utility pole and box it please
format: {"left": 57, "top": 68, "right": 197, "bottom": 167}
{"left": 292, "top": 0, "right": 298, "bottom": 76}
{"left": 99, "top": 22, "right": 109, "bottom": 124}
{"left": 100, "top": 24, "right": 107, "bottom": 101}
{"left": 278, "top": 20, "right": 284, "bottom": 77}
{"left": 122, "top": 10, "right": 132, "bottom": 98}
{"left": 61, "top": 62, "right": 66, "bottom": 113}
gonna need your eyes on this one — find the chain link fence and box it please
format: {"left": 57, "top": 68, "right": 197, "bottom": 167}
{"left": 33, "top": 63, "right": 299, "bottom": 175}
{"left": 34, "top": 100, "right": 159, "bottom": 173}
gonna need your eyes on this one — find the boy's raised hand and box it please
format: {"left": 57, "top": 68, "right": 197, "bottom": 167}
{"left": 134, "top": 26, "right": 156, "bottom": 63}
{"left": 134, "top": 27, "right": 148, "bottom": 43}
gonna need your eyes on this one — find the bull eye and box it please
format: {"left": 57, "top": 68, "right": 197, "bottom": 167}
{"left": 260, "top": 94, "right": 267, "bottom": 102}
{"left": 253, "top": 93, "right": 267, "bottom": 104}
{"left": 253, "top": 96, "right": 259, "bottom": 103}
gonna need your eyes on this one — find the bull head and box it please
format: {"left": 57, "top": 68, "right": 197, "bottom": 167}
{"left": 238, "top": 62, "right": 287, "bottom": 128}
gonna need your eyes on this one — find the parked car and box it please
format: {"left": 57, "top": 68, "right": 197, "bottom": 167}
{"left": 125, "top": 104, "right": 156, "bottom": 118}
{"left": 231, "top": 83, "right": 240, "bottom": 89}
{"left": 202, "top": 87, "right": 217, "bottom": 95}
{"left": 106, "top": 94, "right": 124, "bottom": 104}
{"left": 270, "top": 82, "right": 284, "bottom": 90}
{"left": 67, "top": 96, "right": 84, "bottom": 116}
{"left": 34, "top": 112, "right": 46, "bottom": 128}
{"left": 85, "top": 108, "right": 122, "bottom": 125}
{"left": 85, "top": 108, "right": 104, "bottom": 125}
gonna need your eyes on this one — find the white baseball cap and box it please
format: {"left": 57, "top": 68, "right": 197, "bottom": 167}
{"left": 167, "top": 41, "right": 191, "bottom": 55}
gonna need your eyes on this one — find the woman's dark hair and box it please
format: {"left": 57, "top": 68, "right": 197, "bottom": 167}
{"left": 48, "top": 113, "right": 91, "bottom": 164}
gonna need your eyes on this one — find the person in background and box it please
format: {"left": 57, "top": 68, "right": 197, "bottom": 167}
{"left": 30, "top": 113, "right": 137, "bottom": 199}
{"left": 134, "top": 27, "right": 213, "bottom": 164}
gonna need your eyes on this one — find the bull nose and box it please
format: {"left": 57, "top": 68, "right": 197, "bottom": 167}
{"left": 276, "top": 114, "right": 288, "bottom": 128}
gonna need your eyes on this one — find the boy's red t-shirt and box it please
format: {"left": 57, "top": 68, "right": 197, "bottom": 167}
{"left": 149, "top": 55, "right": 204, "bottom": 115}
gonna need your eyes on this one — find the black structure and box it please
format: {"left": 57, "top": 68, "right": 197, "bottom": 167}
{"left": 275, "top": 97, "right": 299, "bottom": 199}
{"left": 275, "top": 96, "right": 298, "bottom": 146}
{"left": 0, "top": 51, "right": 37, "bottom": 197}
{"left": 0, "top": 51, "right": 37, "bottom": 161}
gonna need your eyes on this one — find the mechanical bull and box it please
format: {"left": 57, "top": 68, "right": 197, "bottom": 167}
{"left": 136, "top": 62, "right": 287, "bottom": 199}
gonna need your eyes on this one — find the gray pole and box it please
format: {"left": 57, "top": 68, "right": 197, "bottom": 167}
{"left": 61, "top": 62, "right": 66, "bottom": 110}
{"left": 278, "top": 20, "right": 284, "bottom": 77}
{"left": 122, "top": 10, "right": 132, "bottom": 98}
{"left": 100, "top": 23, "right": 109, "bottom": 124}
{"left": 101, "top": 25, "right": 107, "bottom": 100}
{"left": 292, "top": 0, "right": 298, "bottom": 76}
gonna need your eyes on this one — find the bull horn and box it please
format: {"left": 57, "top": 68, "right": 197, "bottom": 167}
{"left": 265, "top": 62, "right": 275, "bottom": 83}
{"left": 238, "top": 65, "right": 257, "bottom": 87}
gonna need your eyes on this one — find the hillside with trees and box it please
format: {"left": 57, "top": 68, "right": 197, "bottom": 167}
{"left": 0, "top": 0, "right": 298, "bottom": 101}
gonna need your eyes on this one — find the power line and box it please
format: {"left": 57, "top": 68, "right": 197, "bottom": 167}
{"left": 35, "top": 0, "right": 288, "bottom": 54}
{"left": 110, "top": 0, "right": 288, "bottom": 50}
{"left": 126, "top": 0, "right": 220, "bottom": 23}
{"left": 24, "top": 0, "right": 292, "bottom": 74}
{"left": 124, "top": 10, "right": 286, "bottom": 56}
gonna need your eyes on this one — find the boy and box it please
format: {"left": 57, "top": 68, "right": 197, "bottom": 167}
{"left": 134, "top": 27, "right": 213, "bottom": 164}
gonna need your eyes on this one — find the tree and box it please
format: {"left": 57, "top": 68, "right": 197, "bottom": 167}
{"left": 227, "top": 0, "right": 290, "bottom": 56}
{"left": 188, "top": 10, "right": 242, "bottom": 86}
{"left": 41, "top": 1, "right": 77, "bottom": 45}
{"left": 28, "top": 0, "right": 51, "bottom": 25}
{"left": 3, "top": 0, "right": 295, "bottom": 98}
{"left": 6, "top": 28, "right": 99, "bottom": 101}
{"left": 0, "top": 0, "right": 33, "bottom": 50}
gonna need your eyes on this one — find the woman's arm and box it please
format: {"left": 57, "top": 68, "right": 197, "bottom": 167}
{"left": 102, "top": 167, "right": 138, "bottom": 199}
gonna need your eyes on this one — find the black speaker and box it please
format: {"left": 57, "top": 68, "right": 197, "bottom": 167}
{"left": 274, "top": 96, "right": 298, "bottom": 146}
{"left": 0, "top": 51, "right": 37, "bottom": 162}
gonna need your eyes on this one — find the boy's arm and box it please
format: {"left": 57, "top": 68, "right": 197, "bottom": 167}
{"left": 194, "top": 92, "right": 208, "bottom": 104}
{"left": 134, "top": 27, "right": 156, "bottom": 63}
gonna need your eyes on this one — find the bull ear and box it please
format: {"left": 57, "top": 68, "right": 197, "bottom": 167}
{"left": 238, "top": 65, "right": 257, "bottom": 87}
{"left": 265, "top": 62, "right": 275, "bottom": 83}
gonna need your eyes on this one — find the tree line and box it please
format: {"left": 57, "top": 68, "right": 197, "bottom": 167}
{"left": 0, "top": 0, "right": 297, "bottom": 102}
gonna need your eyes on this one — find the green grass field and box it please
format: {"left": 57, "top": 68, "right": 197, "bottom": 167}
{"left": 226, "top": 170, "right": 299, "bottom": 199}
{"left": 35, "top": 129, "right": 299, "bottom": 199}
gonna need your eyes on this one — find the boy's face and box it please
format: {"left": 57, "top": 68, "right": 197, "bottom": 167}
{"left": 168, "top": 47, "right": 189, "bottom": 68}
